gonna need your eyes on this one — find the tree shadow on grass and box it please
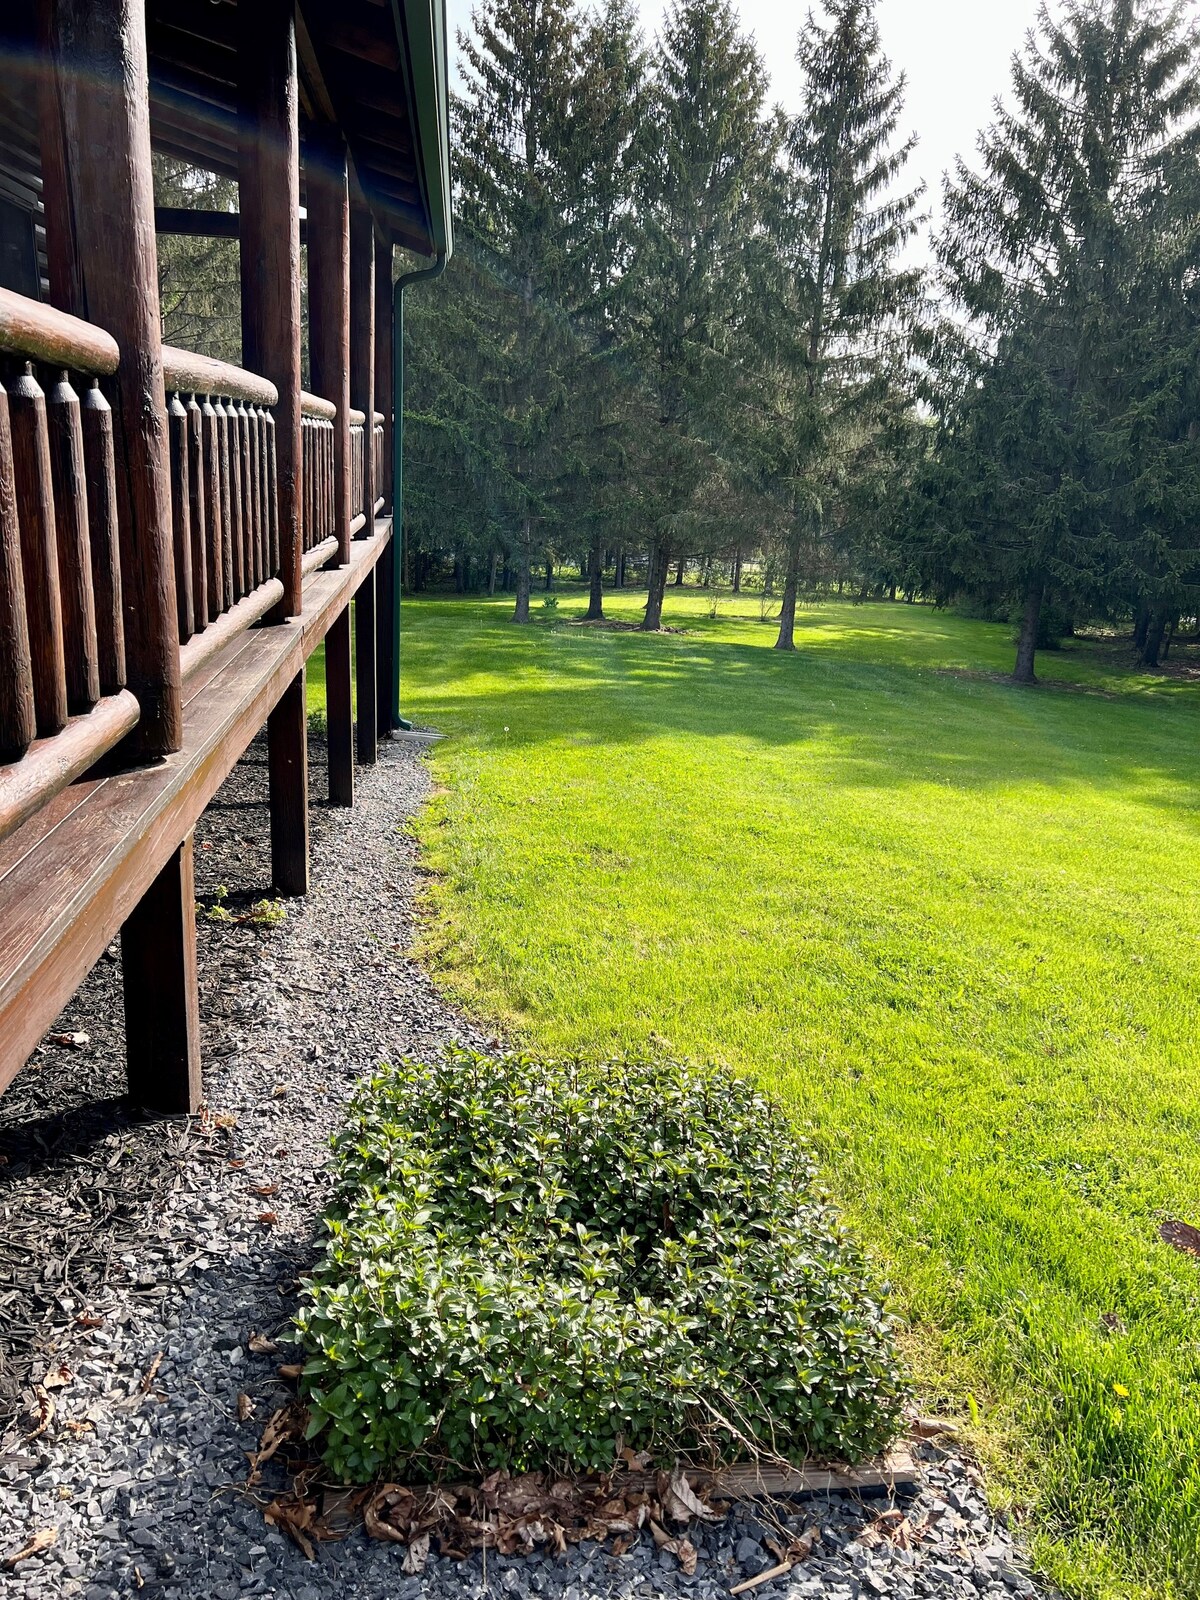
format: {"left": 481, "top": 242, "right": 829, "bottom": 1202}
{"left": 404, "top": 607, "right": 1200, "bottom": 813}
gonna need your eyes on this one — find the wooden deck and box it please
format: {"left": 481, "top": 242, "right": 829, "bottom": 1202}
{"left": 0, "top": 517, "right": 389, "bottom": 1098}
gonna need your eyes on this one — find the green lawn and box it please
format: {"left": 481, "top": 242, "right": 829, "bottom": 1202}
{"left": 315, "top": 587, "right": 1200, "bottom": 1598}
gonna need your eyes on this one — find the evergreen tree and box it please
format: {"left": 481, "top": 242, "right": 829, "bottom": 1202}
{"left": 761, "top": 0, "right": 924, "bottom": 652}
{"left": 630, "top": 0, "right": 775, "bottom": 631}
{"left": 455, "top": 0, "right": 583, "bottom": 621}
{"left": 933, "top": 0, "right": 1200, "bottom": 681}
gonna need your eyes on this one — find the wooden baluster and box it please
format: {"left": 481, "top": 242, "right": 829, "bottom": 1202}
{"left": 236, "top": 399, "right": 254, "bottom": 589}
{"left": 251, "top": 405, "right": 266, "bottom": 581}
{"left": 215, "top": 398, "right": 237, "bottom": 607}
{"left": 9, "top": 365, "right": 67, "bottom": 736}
{"left": 40, "top": 0, "right": 181, "bottom": 758}
{"left": 81, "top": 381, "right": 125, "bottom": 693}
{"left": 264, "top": 407, "right": 278, "bottom": 576}
{"left": 185, "top": 395, "right": 207, "bottom": 634}
{"left": 168, "top": 393, "right": 193, "bottom": 643}
{"left": 201, "top": 395, "right": 224, "bottom": 620}
{"left": 231, "top": 399, "right": 248, "bottom": 596}
{"left": 0, "top": 379, "right": 37, "bottom": 758}
{"left": 46, "top": 372, "right": 100, "bottom": 711}
{"left": 350, "top": 202, "right": 374, "bottom": 534}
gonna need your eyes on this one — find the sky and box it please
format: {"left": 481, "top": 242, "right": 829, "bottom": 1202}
{"left": 445, "top": 0, "right": 1047, "bottom": 253}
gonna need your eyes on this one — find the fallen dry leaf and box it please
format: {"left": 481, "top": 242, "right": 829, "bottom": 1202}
{"left": 246, "top": 1404, "right": 306, "bottom": 1487}
{"left": 249, "top": 1183, "right": 280, "bottom": 1198}
{"left": 48, "top": 1031, "right": 89, "bottom": 1049}
{"left": 256, "top": 1212, "right": 278, "bottom": 1228}
{"left": 236, "top": 1393, "right": 255, "bottom": 1423}
{"left": 213, "top": 1112, "right": 238, "bottom": 1130}
{"left": 277, "top": 1362, "right": 304, "bottom": 1380}
{"left": 1160, "top": 1219, "right": 1200, "bottom": 1258}
{"left": 139, "top": 1352, "right": 164, "bottom": 1395}
{"left": 74, "top": 1314, "right": 105, "bottom": 1330}
{"left": 3, "top": 1528, "right": 56, "bottom": 1567}
{"left": 41, "top": 1362, "right": 73, "bottom": 1391}
{"left": 662, "top": 1468, "right": 720, "bottom": 1524}
{"left": 402, "top": 1532, "right": 431, "bottom": 1574}
{"left": 248, "top": 1331, "right": 279, "bottom": 1355}
{"left": 24, "top": 1386, "right": 55, "bottom": 1442}
{"left": 271, "top": 1084, "right": 288, "bottom": 1098}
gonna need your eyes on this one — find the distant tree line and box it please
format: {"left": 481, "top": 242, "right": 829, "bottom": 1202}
{"left": 402, "top": 0, "right": 1200, "bottom": 680}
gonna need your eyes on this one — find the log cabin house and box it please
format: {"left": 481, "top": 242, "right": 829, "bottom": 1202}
{"left": 0, "top": 1, "right": 452, "bottom": 1113}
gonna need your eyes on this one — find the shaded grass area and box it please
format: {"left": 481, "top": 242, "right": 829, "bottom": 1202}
{"left": 319, "top": 587, "right": 1200, "bottom": 1599}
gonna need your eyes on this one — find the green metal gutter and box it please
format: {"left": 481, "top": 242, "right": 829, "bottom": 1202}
{"left": 386, "top": 0, "right": 452, "bottom": 729}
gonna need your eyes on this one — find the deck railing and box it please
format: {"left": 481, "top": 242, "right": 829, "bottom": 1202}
{"left": 348, "top": 407, "right": 366, "bottom": 534}
{"left": 0, "top": 287, "right": 139, "bottom": 839}
{"left": 372, "top": 409, "right": 385, "bottom": 515}
{"left": 300, "top": 391, "right": 337, "bottom": 566}
{"left": 0, "top": 286, "right": 365, "bottom": 839}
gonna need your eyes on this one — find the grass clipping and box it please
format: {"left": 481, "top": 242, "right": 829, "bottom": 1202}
{"left": 296, "top": 1050, "right": 907, "bottom": 1483}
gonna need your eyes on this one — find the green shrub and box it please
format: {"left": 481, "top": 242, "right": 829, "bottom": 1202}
{"left": 295, "top": 1050, "right": 907, "bottom": 1482}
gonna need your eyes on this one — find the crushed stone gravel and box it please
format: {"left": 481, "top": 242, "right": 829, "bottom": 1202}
{"left": 0, "top": 733, "right": 1055, "bottom": 1600}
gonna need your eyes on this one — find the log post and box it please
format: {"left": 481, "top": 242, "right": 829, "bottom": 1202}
{"left": 325, "top": 604, "right": 354, "bottom": 805}
{"left": 374, "top": 233, "right": 395, "bottom": 736}
{"left": 268, "top": 669, "right": 309, "bottom": 895}
{"left": 238, "top": 0, "right": 302, "bottom": 619}
{"left": 38, "top": 0, "right": 182, "bottom": 758}
{"left": 350, "top": 202, "right": 377, "bottom": 763}
{"left": 306, "top": 129, "right": 351, "bottom": 567}
{"left": 0, "top": 381, "right": 37, "bottom": 759}
{"left": 350, "top": 201, "right": 375, "bottom": 530}
{"left": 122, "top": 833, "right": 202, "bottom": 1114}
{"left": 238, "top": 0, "right": 308, "bottom": 898}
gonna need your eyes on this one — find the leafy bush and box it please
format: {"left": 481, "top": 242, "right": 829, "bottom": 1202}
{"left": 296, "top": 1050, "right": 907, "bottom": 1483}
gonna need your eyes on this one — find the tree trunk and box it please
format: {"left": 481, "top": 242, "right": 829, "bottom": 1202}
{"left": 642, "top": 542, "right": 670, "bottom": 631}
{"left": 674, "top": 557, "right": 685, "bottom": 586}
{"left": 1141, "top": 607, "right": 1170, "bottom": 667}
{"left": 732, "top": 546, "right": 742, "bottom": 592}
{"left": 888, "top": 583, "right": 897, "bottom": 602}
{"left": 614, "top": 547, "right": 625, "bottom": 588}
{"left": 1161, "top": 614, "right": 1177, "bottom": 661}
{"left": 585, "top": 537, "right": 604, "bottom": 621}
{"left": 544, "top": 556, "right": 553, "bottom": 591}
{"left": 1013, "top": 578, "right": 1044, "bottom": 684}
{"left": 774, "top": 535, "right": 801, "bottom": 651}
{"left": 701, "top": 555, "right": 711, "bottom": 587}
{"left": 1132, "top": 603, "right": 1151, "bottom": 652}
{"left": 514, "top": 525, "right": 532, "bottom": 623}
{"left": 488, "top": 550, "right": 498, "bottom": 596}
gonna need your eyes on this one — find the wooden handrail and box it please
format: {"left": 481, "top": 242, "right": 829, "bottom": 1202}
{"left": 372, "top": 410, "right": 383, "bottom": 425}
{"left": 179, "top": 577, "right": 284, "bottom": 687}
{"left": 0, "top": 690, "right": 139, "bottom": 845}
{"left": 301, "top": 390, "right": 336, "bottom": 421}
{"left": 0, "top": 286, "right": 120, "bottom": 376}
{"left": 348, "top": 407, "right": 366, "bottom": 426}
{"left": 161, "top": 345, "right": 278, "bottom": 408}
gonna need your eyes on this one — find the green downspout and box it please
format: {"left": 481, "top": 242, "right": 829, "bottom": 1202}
{"left": 390, "top": 252, "right": 446, "bottom": 731}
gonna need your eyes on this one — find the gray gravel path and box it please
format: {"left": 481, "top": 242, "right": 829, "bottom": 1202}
{"left": 1, "top": 734, "right": 1050, "bottom": 1600}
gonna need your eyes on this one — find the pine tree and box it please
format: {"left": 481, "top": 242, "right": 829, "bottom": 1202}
{"left": 630, "top": 0, "right": 775, "bottom": 631}
{"left": 934, "top": 0, "right": 1200, "bottom": 681}
{"left": 455, "top": 0, "right": 584, "bottom": 621}
{"left": 761, "top": 0, "right": 924, "bottom": 652}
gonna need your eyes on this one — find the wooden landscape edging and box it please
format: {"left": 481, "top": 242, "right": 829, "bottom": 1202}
{"left": 0, "top": 516, "right": 391, "bottom": 1093}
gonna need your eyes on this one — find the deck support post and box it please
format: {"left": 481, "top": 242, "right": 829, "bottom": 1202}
{"left": 268, "top": 669, "right": 309, "bottom": 895}
{"left": 326, "top": 604, "right": 354, "bottom": 805}
{"left": 37, "top": 0, "right": 181, "bottom": 759}
{"left": 374, "top": 234, "right": 395, "bottom": 736}
{"left": 122, "top": 833, "right": 202, "bottom": 1114}
{"left": 355, "top": 572, "right": 378, "bottom": 765}
{"left": 350, "top": 202, "right": 376, "bottom": 764}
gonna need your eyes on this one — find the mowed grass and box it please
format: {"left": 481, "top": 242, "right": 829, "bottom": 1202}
{"left": 316, "top": 588, "right": 1200, "bottom": 1598}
